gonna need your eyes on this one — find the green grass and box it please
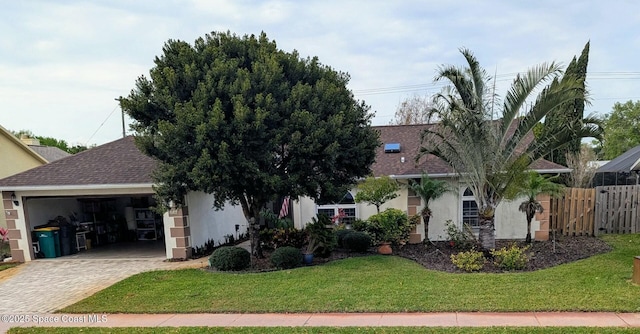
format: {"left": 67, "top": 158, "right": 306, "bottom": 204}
{"left": 61, "top": 234, "right": 640, "bottom": 313}
{"left": 7, "top": 327, "right": 640, "bottom": 334}
{"left": 0, "top": 262, "right": 17, "bottom": 272}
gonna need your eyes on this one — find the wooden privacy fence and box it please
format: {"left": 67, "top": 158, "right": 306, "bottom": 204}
{"left": 594, "top": 185, "right": 640, "bottom": 235}
{"left": 549, "top": 188, "right": 596, "bottom": 236}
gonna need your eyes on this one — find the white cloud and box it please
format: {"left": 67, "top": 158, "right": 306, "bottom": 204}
{"left": 1, "top": 0, "right": 639, "bottom": 143}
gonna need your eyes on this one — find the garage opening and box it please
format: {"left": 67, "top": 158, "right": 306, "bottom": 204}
{"left": 26, "top": 194, "right": 165, "bottom": 259}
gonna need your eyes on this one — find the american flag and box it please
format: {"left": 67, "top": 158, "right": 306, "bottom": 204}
{"left": 278, "top": 196, "right": 290, "bottom": 218}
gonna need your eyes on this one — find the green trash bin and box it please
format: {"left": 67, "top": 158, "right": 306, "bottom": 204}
{"left": 35, "top": 227, "right": 61, "bottom": 258}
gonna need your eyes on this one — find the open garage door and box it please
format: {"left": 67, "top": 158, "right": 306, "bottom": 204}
{"left": 25, "top": 194, "right": 165, "bottom": 260}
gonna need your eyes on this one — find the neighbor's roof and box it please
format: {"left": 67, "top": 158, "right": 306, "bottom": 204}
{"left": 0, "top": 136, "right": 157, "bottom": 188}
{"left": 597, "top": 145, "right": 640, "bottom": 173}
{"left": 28, "top": 145, "right": 71, "bottom": 162}
{"left": 0, "top": 124, "right": 48, "bottom": 164}
{"left": 371, "top": 124, "right": 570, "bottom": 178}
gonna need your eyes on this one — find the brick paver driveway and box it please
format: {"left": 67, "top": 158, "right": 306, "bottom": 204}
{"left": 0, "top": 256, "right": 205, "bottom": 314}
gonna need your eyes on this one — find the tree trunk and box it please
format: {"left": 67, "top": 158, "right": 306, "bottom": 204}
{"left": 239, "top": 196, "right": 264, "bottom": 259}
{"left": 422, "top": 213, "right": 431, "bottom": 243}
{"left": 525, "top": 211, "right": 534, "bottom": 244}
{"left": 478, "top": 211, "right": 496, "bottom": 251}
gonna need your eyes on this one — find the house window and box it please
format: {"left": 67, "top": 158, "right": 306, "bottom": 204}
{"left": 461, "top": 187, "right": 479, "bottom": 228}
{"left": 316, "top": 192, "right": 357, "bottom": 224}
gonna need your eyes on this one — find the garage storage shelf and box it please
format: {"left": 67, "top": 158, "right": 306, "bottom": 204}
{"left": 135, "top": 208, "right": 160, "bottom": 240}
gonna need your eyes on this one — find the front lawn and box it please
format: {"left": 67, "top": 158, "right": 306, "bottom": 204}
{"left": 7, "top": 327, "right": 640, "bottom": 334}
{"left": 61, "top": 234, "right": 640, "bottom": 313}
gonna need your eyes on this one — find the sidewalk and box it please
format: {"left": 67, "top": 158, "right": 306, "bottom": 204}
{"left": 1, "top": 312, "right": 639, "bottom": 332}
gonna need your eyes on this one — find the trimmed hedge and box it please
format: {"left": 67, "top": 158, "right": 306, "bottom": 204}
{"left": 270, "top": 246, "right": 302, "bottom": 269}
{"left": 208, "top": 246, "right": 251, "bottom": 271}
{"left": 342, "top": 231, "right": 372, "bottom": 252}
{"left": 336, "top": 229, "right": 356, "bottom": 248}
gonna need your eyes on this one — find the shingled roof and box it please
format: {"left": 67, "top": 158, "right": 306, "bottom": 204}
{"left": 371, "top": 124, "right": 569, "bottom": 177}
{"left": 0, "top": 136, "right": 157, "bottom": 188}
{"left": 28, "top": 145, "right": 71, "bottom": 162}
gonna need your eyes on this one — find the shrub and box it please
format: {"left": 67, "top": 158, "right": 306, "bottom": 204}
{"left": 270, "top": 246, "right": 302, "bottom": 269}
{"left": 305, "top": 214, "right": 337, "bottom": 257}
{"left": 364, "top": 208, "right": 415, "bottom": 245}
{"left": 336, "top": 229, "right": 356, "bottom": 248}
{"left": 259, "top": 228, "right": 306, "bottom": 250}
{"left": 491, "top": 244, "right": 530, "bottom": 270}
{"left": 208, "top": 246, "right": 251, "bottom": 271}
{"left": 444, "top": 220, "right": 478, "bottom": 250}
{"left": 342, "top": 231, "right": 372, "bottom": 252}
{"left": 450, "top": 249, "right": 485, "bottom": 272}
{"left": 351, "top": 218, "right": 368, "bottom": 232}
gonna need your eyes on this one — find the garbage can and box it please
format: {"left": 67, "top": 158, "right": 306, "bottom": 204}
{"left": 58, "top": 224, "right": 77, "bottom": 256}
{"left": 35, "top": 227, "right": 61, "bottom": 258}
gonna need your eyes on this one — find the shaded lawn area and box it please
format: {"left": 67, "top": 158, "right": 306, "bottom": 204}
{"left": 7, "top": 327, "right": 640, "bottom": 334}
{"left": 61, "top": 234, "right": 640, "bottom": 313}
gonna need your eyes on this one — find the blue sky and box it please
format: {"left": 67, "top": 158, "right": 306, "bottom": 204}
{"left": 1, "top": 1, "right": 639, "bottom": 146}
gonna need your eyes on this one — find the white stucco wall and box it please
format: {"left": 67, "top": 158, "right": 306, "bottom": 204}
{"left": 293, "top": 178, "right": 541, "bottom": 242}
{"left": 185, "top": 191, "right": 248, "bottom": 250}
{"left": 25, "top": 198, "right": 81, "bottom": 229}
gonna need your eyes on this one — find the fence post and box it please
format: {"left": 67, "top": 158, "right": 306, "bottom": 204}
{"left": 633, "top": 256, "right": 640, "bottom": 285}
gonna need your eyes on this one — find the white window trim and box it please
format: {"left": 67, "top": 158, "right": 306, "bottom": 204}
{"left": 459, "top": 187, "right": 479, "bottom": 230}
{"left": 316, "top": 192, "right": 358, "bottom": 223}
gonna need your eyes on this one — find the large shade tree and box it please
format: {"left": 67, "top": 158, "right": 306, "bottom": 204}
{"left": 418, "top": 48, "right": 600, "bottom": 250}
{"left": 120, "top": 31, "right": 380, "bottom": 257}
{"left": 600, "top": 100, "right": 640, "bottom": 159}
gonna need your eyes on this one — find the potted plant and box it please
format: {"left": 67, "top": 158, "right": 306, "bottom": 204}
{"left": 366, "top": 208, "right": 413, "bottom": 255}
{"left": 303, "top": 237, "right": 319, "bottom": 265}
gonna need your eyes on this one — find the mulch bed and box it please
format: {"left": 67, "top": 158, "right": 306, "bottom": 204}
{"left": 247, "top": 235, "right": 612, "bottom": 273}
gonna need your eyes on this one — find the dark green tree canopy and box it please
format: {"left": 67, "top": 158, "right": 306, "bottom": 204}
{"left": 600, "top": 100, "right": 640, "bottom": 159}
{"left": 120, "top": 31, "right": 380, "bottom": 219}
{"left": 539, "top": 41, "right": 602, "bottom": 166}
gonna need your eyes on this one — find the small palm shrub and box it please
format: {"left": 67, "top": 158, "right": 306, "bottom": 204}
{"left": 305, "top": 214, "right": 337, "bottom": 257}
{"left": 342, "top": 231, "right": 372, "bottom": 252}
{"left": 491, "top": 244, "right": 530, "bottom": 270}
{"left": 208, "top": 246, "right": 251, "bottom": 271}
{"left": 450, "top": 249, "right": 485, "bottom": 272}
{"left": 270, "top": 246, "right": 302, "bottom": 269}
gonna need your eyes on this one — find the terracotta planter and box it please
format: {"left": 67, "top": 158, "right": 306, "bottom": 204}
{"left": 377, "top": 242, "right": 392, "bottom": 255}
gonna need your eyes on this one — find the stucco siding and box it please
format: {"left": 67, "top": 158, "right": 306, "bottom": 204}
{"left": 185, "top": 191, "right": 248, "bottom": 250}
{"left": 294, "top": 177, "right": 542, "bottom": 242}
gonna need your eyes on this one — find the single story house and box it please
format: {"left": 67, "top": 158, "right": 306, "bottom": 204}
{"left": 292, "top": 124, "right": 569, "bottom": 242}
{"left": 0, "top": 136, "right": 246, "bottom": 262}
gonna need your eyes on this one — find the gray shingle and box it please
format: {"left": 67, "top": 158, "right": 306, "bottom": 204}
{"left": 0, "top": 136, "right": 156, "bottom": 187}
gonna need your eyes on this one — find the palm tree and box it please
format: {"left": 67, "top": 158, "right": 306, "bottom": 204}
{"left": 515, "top": 171, "right": 564, "bottom": 243}
{"left": 409, "top": 173, "right": 450, "bottom": 242}
{"left": 418, "top": 48, "right": 600, "bottom": 250}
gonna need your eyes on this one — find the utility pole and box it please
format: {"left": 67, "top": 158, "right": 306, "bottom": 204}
{"left": 116, "top": 97, "right": 125, "bottom": 138}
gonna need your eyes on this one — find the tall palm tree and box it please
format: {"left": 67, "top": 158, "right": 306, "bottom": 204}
{"left": 418, "top": 48, "right": 600, "bottom": 250}
{"left": 409, "top": 173, "right": 451, "bottom": 242}
{"left": 515, "top": 171, "right": 564, "bottom": 243}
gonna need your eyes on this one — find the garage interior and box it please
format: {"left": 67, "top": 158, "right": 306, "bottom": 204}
{"left": 25, "top": 194, "right": 165, "bottom": 259}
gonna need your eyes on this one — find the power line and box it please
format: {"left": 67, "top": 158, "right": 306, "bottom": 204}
{"left": 86, "top": 105, "right": 119, "bottom": 146}
{"left": 353, "top": 72, "right": 640, "bottom": 96}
